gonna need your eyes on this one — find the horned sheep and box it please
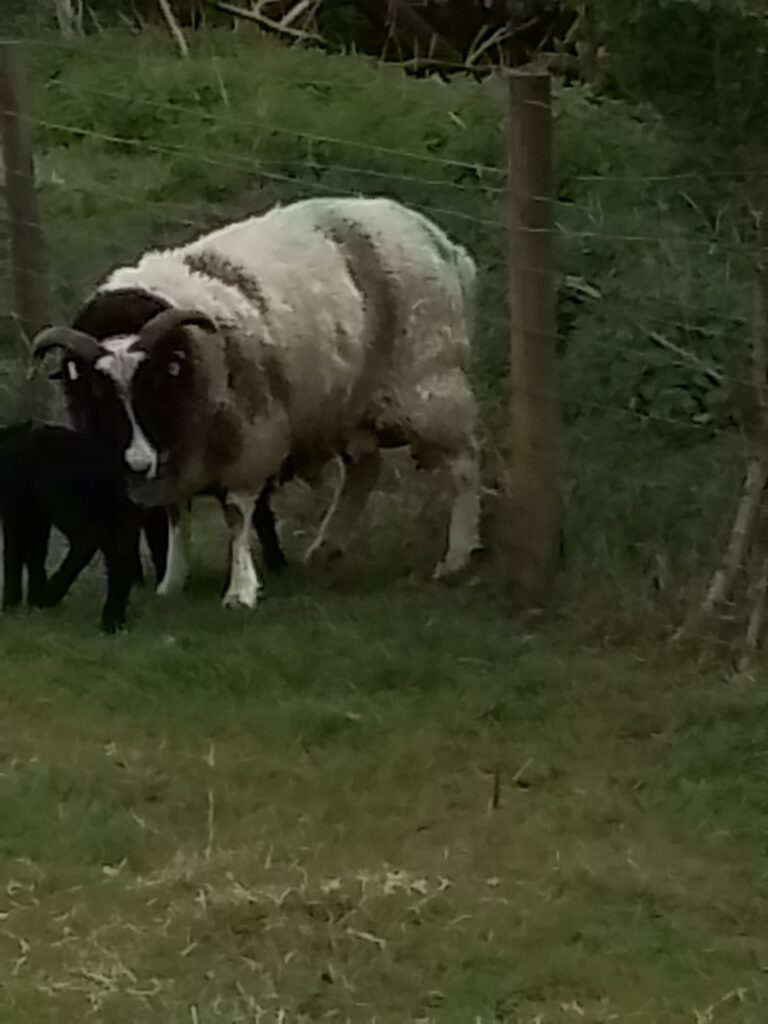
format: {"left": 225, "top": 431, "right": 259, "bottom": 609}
{"left": 31, "top": 196, "right": 482, "bottom": 608}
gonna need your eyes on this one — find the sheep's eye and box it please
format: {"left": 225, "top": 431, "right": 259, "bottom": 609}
{"left": 167, "top": 360, "right": 181, "bottom": 378}
{"left": 65, "top": 360, "right": 79, "bottom": 382}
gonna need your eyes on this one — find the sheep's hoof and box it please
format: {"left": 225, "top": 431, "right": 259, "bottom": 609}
{"left": 303, "top": 541, "right": 344, "bottom": 565}
{"left": 222, "top": 587, "right": 261, "bottom": 611}
{"left": 156, "top": 577, "right": 185, "bottom": 598}
{"left": 433, "top": 546, "right": 484, "bottom": 581}
{"left": 101, "top": 617, "right": 127, "bottom": 635}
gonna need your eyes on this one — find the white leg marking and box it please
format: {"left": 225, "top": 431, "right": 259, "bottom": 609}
{"left": 304, "top": 457, "right": 347, "bottom": 563}
{"left": 434, "top": 451, "right": 482, "bottom": 579}
{"left": 157, "top": 506, "right": 190, "bottom": 596}
{"left": 223, "top": 493, "right": 261, "bottom": 610}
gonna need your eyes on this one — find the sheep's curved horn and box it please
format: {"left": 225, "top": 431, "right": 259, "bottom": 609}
{"left": 30, "top": 326, "right": 102, "bottom": 364}
{"left": 135, "top": 308, "right": 217, "bottom": 349}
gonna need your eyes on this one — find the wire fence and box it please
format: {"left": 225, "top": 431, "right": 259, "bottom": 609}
{"left": 1, "top": 33, "right": 765, "bottom": 652}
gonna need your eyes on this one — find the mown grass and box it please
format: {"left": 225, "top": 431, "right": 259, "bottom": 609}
{"left": 0, "top": 472, "right": 766, "bottom": 1023}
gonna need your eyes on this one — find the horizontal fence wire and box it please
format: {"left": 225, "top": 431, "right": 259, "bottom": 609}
{"left": 0, "top": 257, "right": 755, "bottom": 422}
{"left": 8, "top": 115, "right": 766, "bottom": 259}
{"left": 0, "top": 234, "right": 752, "bottom": 358}
{"left": 0, "top": 48, "right": 761, "bottom": 431}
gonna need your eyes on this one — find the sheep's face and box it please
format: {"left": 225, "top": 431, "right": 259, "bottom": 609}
{"left": 60, "top": 329, "right": 197, "bottom": 483}
{"left": 130, "top": 328, "right": 199, "bottom": 476}
{"left": 39, "top": 303, "right": 215, "bottom": 488}
{"left": 59, "top": 352, "right": 133, "bottom": 455}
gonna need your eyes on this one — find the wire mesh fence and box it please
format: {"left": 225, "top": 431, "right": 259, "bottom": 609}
{"left": 1, "top": 25, "right": 768, "bottom": 1024}
{"left": 0, "top": 30, "right": 764, "bottom": 654}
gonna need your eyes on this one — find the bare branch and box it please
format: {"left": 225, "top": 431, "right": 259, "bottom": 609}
{"left": 52, "top": 0, "right": 83, "bottom": 38}
{"left": 643, "top": 328, "right": 724, "bottom": 385}
{"left": 740, "top": 554, "right": 768, "bottom": 669}
{"left": 157, "top": 0, "right": 190, "bottom": 58}
{"left": 466, "top": 24, "right": 513, "bottom": 67}
{"left": 278, "top": 0, "right": 319, "bottom": 31}
{"left": 700, "top": 457, "right": 768, "bottom": 617}
{"left": 202, "top": 0, "right": 324, "bottom": 42}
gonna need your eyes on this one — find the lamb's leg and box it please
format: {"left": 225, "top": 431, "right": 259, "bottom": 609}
{"left": 433, "top": 449, "right": 482, "bottom": 579}
{"left": 304, "top": 452, "right": 380, "bottom": 562}
{"left": 222, "top": 492, "right": 261, "bottom": 610}
{"left": 100, "top": 530, "right": 139, "bottom": 634}
{"left": 156, "top": 503, "right": 189, "bottom": 596}
{"left": 41, "top": 536, "right": 98, "bottom": 607}
{"left": 24, "top": 514, "right": 51, "bottom": 607}
{"left": 2, "top": 515, "right": 24, "bottom": 610}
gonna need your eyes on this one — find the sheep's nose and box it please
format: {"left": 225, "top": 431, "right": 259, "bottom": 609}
{"left": 126, "top": 451, "right": 152, "bottom": 474}
{"left": 125, "top": 440, "right": 157, "bottom": 478}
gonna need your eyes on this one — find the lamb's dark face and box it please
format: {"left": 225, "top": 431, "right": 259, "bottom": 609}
{"left": 59, "top": 352, "right": 133, "bottom": 455}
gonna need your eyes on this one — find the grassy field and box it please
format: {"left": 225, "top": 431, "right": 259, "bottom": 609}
{"left": 0, "top": 474, "right": 766, "bottom": 1023}
{"left": 0, "top": 23, "right": 766, "bottom": 1023}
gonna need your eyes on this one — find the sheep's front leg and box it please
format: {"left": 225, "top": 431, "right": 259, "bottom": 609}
{"left": 434, "top": 450, "right": 482, "bottom": 579}
{"left": 156, "top": 503, "right": 190, "bottom": 596}
{"left": 304, "top": 452, "right": 380, "bottom": 562}
{"left": 101, "top": 524, "right": 141, "bottom": 634}
{"left": 222, "top": 492, "right": 261, "bottom": 610}
{"left": 2, "top": 514, "right": 24, "bottom": 611}
{"left": 142, "top": 506, "right": 169, "bottom": 587}
{"left": 24, "top": 514, "right": 51, "bottom": 607}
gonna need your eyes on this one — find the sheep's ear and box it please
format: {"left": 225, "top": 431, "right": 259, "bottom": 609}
{"left": 26, "top": 349, "right": 62, "bottom": 382}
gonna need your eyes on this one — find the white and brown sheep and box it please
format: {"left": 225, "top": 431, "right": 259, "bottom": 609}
{"left": 31, "top": 196, "right": 482, "bottom": 608}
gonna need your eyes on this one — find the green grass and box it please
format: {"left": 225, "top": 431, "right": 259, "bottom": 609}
{"left": 0, "top": 25, "right": 767, "bottom": 1021}
{"left": 0, "top": 476, "right": 766, "bottom": 1023}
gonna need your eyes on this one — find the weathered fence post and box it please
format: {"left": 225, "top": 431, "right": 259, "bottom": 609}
{"left": 505, "top": 68, "right": 558, "bottom": 597}
{"left": 0, "top": 41, "right": 53, "bottom": 351}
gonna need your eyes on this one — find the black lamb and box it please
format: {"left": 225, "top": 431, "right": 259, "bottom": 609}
{"left": 0, "top": 423, "right": 167, "bottom": 632}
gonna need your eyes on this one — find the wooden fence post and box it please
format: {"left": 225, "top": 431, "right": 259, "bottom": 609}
{"left": 0, "top": 41, "right": 53, "bottom": 351}
{"left": 505, "top": 68, "right": 559, "bottom": 597}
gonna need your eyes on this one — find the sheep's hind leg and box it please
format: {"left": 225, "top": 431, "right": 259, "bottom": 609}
{"left": 304, "top": 451, "right": 380, "bottom": 562}
{"left": 156, "top": 503, "right": 190, "bottom": 597}
{"left": 222, "top": 492, "right": 261, "bottom": 610}
{"left": 433, "top": 449, "right": 482, "bottom": 579}
{"left": 254, "top": 480, "right": 288, "bottom": 573}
